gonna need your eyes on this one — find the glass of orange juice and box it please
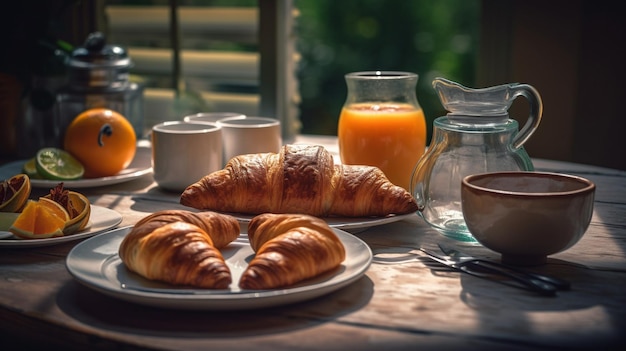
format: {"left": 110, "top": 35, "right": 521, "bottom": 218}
{"left": 338, "top": 71, "right": 427, "bottom": 190}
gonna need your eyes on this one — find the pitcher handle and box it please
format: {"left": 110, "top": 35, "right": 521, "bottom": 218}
{"left": 511, "top": 84, "right": 543, "bottom": 149}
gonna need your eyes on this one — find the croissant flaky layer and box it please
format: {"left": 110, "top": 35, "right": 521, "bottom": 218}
{"left": 118, "top": 210, "right": 240, "bottom": 289}
{"left": 180, "top": 144, "right": 418, "bottom": 217}
{"left": 239, "top": 213, "right": 346, "bottom": 290}
{"left": 130, "top": 210, "right": 240, "bottom": 249}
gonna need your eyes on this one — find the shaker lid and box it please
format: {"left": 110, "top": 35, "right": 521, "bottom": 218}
{"left": 68, "top": 32, "right": 131, "bottom": 69}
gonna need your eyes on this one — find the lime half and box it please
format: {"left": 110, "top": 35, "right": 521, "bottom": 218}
{"left": 35, "top": 148, "right": 85, "bottom": 180}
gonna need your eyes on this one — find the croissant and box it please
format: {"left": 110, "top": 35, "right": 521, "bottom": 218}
{"left": 180, "top": 144, "right": 418, "bottom": 217}
{"left": 118, "top": 210, "right": 240, "bottom": 289}
{"left": 129, "top": 210, "right": 240, "bottom": 249}
{"left": 239, "top": 213, "right": 346, "bottom": 290}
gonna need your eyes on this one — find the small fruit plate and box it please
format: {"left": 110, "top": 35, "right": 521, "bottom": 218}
{"left": 0, "top": 144, "right": 152, "bottom": 189}
{"left": 0, "top": 205, "right": 122, "bottom": 248}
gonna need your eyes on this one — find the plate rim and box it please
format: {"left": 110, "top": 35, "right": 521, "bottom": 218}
{"left": 0, "top": 205, "right": 122, "bottom": 248}
{"left": 226, "top": 212, "right": 417, "bottom": 231}
{"left": 66, "top": 226, "right": 373, "bottom": 310}
{"left": 30, "top": 167, "right": 153, "bottom": 188}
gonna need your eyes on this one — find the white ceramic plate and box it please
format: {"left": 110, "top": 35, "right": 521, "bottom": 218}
{"left": 0, "top": 145, "right": 152, "bottom": 189}
{"left": 66, "top": 226, "right": 373, "bottom": 310}
{"left": 0, "top": 206, "right": 122, "bottom": 248}
{"left": 226, "top": 212, "right": 417, "bottom": 233}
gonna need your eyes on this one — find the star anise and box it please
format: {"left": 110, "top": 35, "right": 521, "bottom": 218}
{"left": 48, "top": 183, "right": 79, "bottom": 219}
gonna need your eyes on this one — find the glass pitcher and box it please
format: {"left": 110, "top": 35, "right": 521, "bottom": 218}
{"left": 338, "top": 71, "right": 427, "bottom": 190}
{"left": 410, "top": 77, "right": 543, "bottom": 242}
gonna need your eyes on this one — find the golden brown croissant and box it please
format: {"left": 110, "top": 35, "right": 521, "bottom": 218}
{"left": 118, "top": 210, "right": 240, "bottom": 289}
{"left": 129, "top": 210, "right": 240, "bottom": 249}
{"left": 180, "top": 144, "right": 418, "bottom": 217}
{"left": 239, "top": 213, "right": 346, "bottom": 290}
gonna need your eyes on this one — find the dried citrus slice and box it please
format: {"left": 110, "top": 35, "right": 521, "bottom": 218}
{"left": 43, "top": 191, "right": 91, "bottom": 235}
{"left": 0, "top": 174, "right": 31, "bottom": 213}
{"left": 35, "top": 148, "right": 85, "bottom": 180}
{"left": 9, "top": 200, "right": 66, "bottom": 239}
{"left": 66, "top": 191, "right": 91, "bottom": 234}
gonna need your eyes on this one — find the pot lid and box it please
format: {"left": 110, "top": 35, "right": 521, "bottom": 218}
{"left": 68, "top": 32, "right": 131, "bottom": 69}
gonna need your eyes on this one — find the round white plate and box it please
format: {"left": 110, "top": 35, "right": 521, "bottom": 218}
{"left": 0, "top": 144, "right": 152, "bottom": 189}
{"left": 0, "top": 206, "right": 122, "bottom": 248}
{"left": 66, "top": 226, "right": 373, "bottom": 310}
{"left": 226, "top": 212, "right": 417, "bottom": 233}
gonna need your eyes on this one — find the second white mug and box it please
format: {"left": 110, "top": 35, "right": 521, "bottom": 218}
{"left": 151, "top": 121, "right": 223, "bottom": 191}
{"left": 183, "top": 112, "right": 246, "bottom": 124}
{"left": 217, "top": 116, "right": 282, "bottom": 163}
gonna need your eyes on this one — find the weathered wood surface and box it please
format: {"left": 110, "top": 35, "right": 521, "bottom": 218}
{"left": 1, "top": 136, "right": 625, "bottom": 350}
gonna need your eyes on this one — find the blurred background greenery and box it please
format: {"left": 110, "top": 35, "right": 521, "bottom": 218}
{"left": 294, "top": 0, "right": 479, "bottom": 143}
{"left": 204, "top": 0, "right": 480, "bottom": 142}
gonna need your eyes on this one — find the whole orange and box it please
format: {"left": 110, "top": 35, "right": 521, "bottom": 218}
{"left": 63, "top": 108, "right": 137, "bottom": 178}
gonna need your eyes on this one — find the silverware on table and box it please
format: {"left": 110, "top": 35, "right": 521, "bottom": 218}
{"left": 419, "top": 245, "right": 567, "bottom": 296}
{"left": 437, "top": 244, "right": 571, "bottom": 290}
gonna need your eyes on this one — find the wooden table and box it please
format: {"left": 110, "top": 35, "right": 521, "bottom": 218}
{"left": 1, "top": 135, "right": 625, "bottom": 350}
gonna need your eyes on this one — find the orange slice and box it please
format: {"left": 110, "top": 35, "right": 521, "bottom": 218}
{"left": 38, "top": 197, "right": 71, "bottom": 222}
{"left": 9, "top": 200, "right": 66, "bottom": 239}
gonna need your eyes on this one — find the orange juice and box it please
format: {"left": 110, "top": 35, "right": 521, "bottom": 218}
{"left": 338, "top": 102, "right": 426, "bottom": 190}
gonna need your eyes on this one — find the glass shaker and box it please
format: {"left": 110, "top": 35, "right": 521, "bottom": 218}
{"left": 56, "top": 32, "right": 144, "bottom": 145}
{"left": 338, "top": 71, "right": 427, "bottom": 190}
{"left": 410, "top": 77, "right": 543, "bottom": 242}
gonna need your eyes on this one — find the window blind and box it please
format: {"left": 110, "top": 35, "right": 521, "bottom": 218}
{"left": 103, "top": 1, "right": 300, "bottom": 140}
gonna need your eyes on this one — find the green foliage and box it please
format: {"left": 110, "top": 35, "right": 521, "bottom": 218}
{"left": 295, "top": 0, "right": 480, "bottom": 142}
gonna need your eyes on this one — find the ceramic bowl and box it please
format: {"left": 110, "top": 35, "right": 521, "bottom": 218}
{"left": 461, "top": 171, "right": 595, "bottom": 266}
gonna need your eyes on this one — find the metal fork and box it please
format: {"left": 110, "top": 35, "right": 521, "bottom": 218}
{"left": 419, "top": 247, "right": 559, "bottom": 296}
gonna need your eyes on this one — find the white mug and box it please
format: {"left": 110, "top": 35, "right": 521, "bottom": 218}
{"left": 151, "top": 121, "right": 223, "bottom": 191}
{"left": 183, "top": 112, "right": 245, "bottom": 124}
{"left": 217, "top": 116, "right": 282, "bottom": 163}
